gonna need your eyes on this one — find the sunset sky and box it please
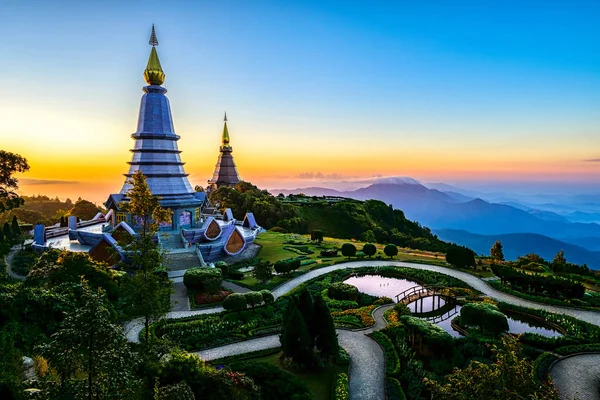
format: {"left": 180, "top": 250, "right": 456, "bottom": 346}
{"left": 1, "top": 0, "right": 600, "bottom": 204}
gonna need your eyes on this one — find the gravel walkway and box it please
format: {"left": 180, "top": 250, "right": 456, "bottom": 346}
{"left": 170, "top": 282, "right": 190, "bottom": 311}
{"left": 221, "top": 281, "right": 250, "bottom": 293}
{"left": 5, "top": 247, "right": 26, "bottom": 280}
{"left": 551, "top": 354, "right": 600, "bottom": 400}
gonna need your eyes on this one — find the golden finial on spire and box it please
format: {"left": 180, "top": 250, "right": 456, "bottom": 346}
{"left": 222, "top": 112, "right": 230, "bottom": 146}
{"left": 144, "top": 24, "right": 165, "bottom": 85}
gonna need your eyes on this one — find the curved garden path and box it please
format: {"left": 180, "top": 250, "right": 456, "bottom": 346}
{"left": 196, "top": 306, "right": 393, "bottom": 400}
{"left": 123, "top": 260, "right": 600, "bottom": 399}
{"left": 5, "top": 247, "right": 26, "bottom": 280}
{"left": 551, "top": 354, "right": 600, "bottom": 400}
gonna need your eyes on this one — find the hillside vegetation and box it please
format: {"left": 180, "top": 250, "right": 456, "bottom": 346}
{"left": 210, "top": 182, "right": 451, "bottom": 253}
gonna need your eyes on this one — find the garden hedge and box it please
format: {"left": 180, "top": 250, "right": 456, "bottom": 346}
{"left": 533, "top": 352, "right": 558, "bottom": 382}
{"left": 328, "top": 282, "right": 359, "bottom": 301}
{"left": 183, "top": 268, "right": 222, "bottom": 292}
{"left": 369, "top": 331, "right": 400, "bottom": 376}
{"left": 460, "top": 302, "right": 508, "bottom": 335}
{"left": 386, "top": 377, "right": 407, "bottom": 400}
{"left": 332, "top": 373, "right": 350, "bottom": 400}
{"left": 230, "top": 361, "right": 312, "bottom": 400}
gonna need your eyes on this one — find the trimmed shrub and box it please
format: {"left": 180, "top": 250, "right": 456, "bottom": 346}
{"left": 183, "top": 268, "right": 222, "bottom": 292}
{"left": 362, "top": 243, "right": 377, "bottom": 257}
{"left": 460, "top": 302, "right": 509, "bottom": 335}
{"left": 260, "top": 289, "right": 274, "bottom": 304}
{"left": 384, "top": 244, "right": 398, "bottom": 259}
{"left": 269, "top": 226, "right": 288, "bottom": 233}
{"left": 328, "top": 282, "right": 359, "bottom": 301}
{"left": 386, "top": 377, "right": 407, "bottom": 400}
{"left": 229, "top": 361, "right": 312, "bottom": 400}
{"left": 341, "top": 243, "right": 356, "bottom": 258}
{"left": 369, "top": 331, "right": 400, "bottom": 376}
{"left": 399, "top": 315, "right": 453, "bottom": 352}
{"left": 244, "top": 291, "right": 264, "bottom": 309}
{"left": 320, "top": 249, "right": 339, "bottom": 257}
{"left": 215, "top": 261, "right": 229, "bottom": 275}
{"left": 274, "top": 257, "right": 302, "bottom": 274}
{"left": 222, "top": 293, "right": 247, "bottom": 312}
{"left": 533, "top": 352, "right": 558, "bottom": 382}
{"left": 393, "top": 302, "right": 412, "bottom": 317}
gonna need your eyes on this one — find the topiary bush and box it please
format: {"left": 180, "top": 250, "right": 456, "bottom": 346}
{"left": 214, "top": 261, "right": 229, "bottom": 276}
{"left": 384, "top": 244, "right": 398, "bottom": 259}
{"left": 341, "top": 243, "right": 356, "bottom": 258}
{"left": 244, "top": 291, "right": 264, "bottom": 309}
{"left": 183, "top": 268, "right": 223, "bottom": 292}
{"left": 222, "top": 293, "right": 247, "bottom": 313}
{"left": 260, "top": 289, "right": 274, "bottom": 304}
{"left": 362, "top": 243, "right": 377, "bottom": 257}
{"left": 460, "top": 302, "right": 509, "bottom": 335}
{"left": 274, "top": 258, "right": 302, "bottom": 274}
{"left": 328, "top": 282, "right": 359, "bottom": 301}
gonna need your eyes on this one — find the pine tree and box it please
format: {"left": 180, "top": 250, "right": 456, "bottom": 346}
{"left": 10, "top": 216, "right": 20, "bottom": 239}
{"left": 297, "top": 289, "right": 316, "bottom": 345}
{"left": 3, "top": 222, "right": 11, "bottom": 242}
{"left": 314, "top": 295, "right": 338, "bottom": 358}
{"left": 120, "top": 172, "right": 172, "bottom": 343}
{"left": 490, "top": 241, "right": 504, "bottom": 261}
{"left": 280, "top": 299, "right": 312, "bottom": 365}
{"left": 122, "top": 171, "right": 171, "bottom": 236}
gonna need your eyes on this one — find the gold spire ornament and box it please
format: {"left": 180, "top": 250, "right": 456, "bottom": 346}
{"left": 144, "top": 24, "right": 165, "bottom": 86}
{"left": 222, "top": 112, "right": 230, "bottom": 146}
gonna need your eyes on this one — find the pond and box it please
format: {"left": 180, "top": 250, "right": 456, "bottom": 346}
{"left": 343, "top": 274, "right": 421, "bottom": 301}
{"left": 344, "top": 274, "right": 563, "bottom": 338}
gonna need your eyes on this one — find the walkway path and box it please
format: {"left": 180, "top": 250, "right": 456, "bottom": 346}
{"left": 124, "top": 260, "right": 600, "bottom": 399}
{"left": 5, "top": 247, "right": 26, "bottom": 280}
{"left": 551, "top": 354, "right": 600, "bottom": 400}
{"left": 196, "top": 306, "right": 393, "bottom": 400}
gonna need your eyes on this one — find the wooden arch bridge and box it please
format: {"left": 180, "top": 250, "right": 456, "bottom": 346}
{"left": 395, "top": 285, "right": 458, "bottom": 315}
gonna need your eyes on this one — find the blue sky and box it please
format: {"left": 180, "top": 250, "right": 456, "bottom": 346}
{"left": 1, "top": 0, "right": 599, "bottom": 201}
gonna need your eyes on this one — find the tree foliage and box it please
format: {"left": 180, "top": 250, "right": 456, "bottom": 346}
{"left": 425, "top": 336, "right": 559, "bottom": 400}
{"left": 445, "top": 245, "right": 476, "bottom": 269}
{"left": 252, "top": 260, "right": 273, "bottom": 283}
{"left": 490, "top": 240, "right": 504, "bottom": 261}
{"left": 121, "top": 171, "right": 171, "bottom": 236}
{"left": 362, "top": 243, "right": 377, "bottom": 257}
{"left": 0, "top": 150, "right": 29, "bottom": 213}
{"left": 341, "top": 243, "right": 356, "bottom": 258}
{"left": 384, "top": 244, "right": 398, "bottom": 259}
{"left": 40, "top": 280, "right": 141, "bottom": 400}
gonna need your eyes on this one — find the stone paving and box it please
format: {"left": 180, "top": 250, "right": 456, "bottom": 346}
{"left": 551, "top": 354, "right": 600, "bottom": 400}
{"left": 170, "top": 282, "right": 190, "bottom": 311}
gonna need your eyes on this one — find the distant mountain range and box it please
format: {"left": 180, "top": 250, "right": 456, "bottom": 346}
{"left": 272, "top": 182, "right": 600, "bottom": 268}
{"left": 434, "top": 229, "right": 600, "bottom": 268}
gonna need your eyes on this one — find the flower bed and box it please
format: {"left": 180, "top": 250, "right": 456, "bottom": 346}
{"left": 194, "top": 289, "right": 232, "bottom": 306}
{"left": 332, "top": 373, "right": 349, "bottom": 400}
{"left": 332, "top": 305, "right": 375, "bottom": 327}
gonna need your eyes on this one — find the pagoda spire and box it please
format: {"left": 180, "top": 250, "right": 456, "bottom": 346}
{"left": 222, "top": 111, "right": 230, "bottom": 146}
{"left": 144, "top": 24, "right": 165, "bottom": 86}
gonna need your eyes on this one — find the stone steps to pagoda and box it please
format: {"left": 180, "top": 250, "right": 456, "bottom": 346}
{"left": 164, "top": 250, "right": 202, "bottom": 271}
{"left": 159, "top": 231, "right": 184, "bottom": 250}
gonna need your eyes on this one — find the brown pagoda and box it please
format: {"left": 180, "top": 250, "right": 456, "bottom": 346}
{"left": 207, "top": 112, "right": 241, "bottom": 191}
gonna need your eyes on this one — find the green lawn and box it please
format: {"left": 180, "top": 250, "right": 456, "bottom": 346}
{"left": 227, "top": 351, "right": 346, "bottom": 400}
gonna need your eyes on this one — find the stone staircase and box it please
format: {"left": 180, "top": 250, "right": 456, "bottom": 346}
{"left": 164, "top": 249, "right": 202, "bottom": 271}
{"left": 159, "top": 231, "right": 184, "bottom": 250}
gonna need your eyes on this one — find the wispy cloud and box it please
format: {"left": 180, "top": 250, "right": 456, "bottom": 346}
{"left": 584, "top": 158, "right": 600, "bottom": 162}
{"left": 20, "top": 179, "right": 79, "bottom": 185}
{"left": 295, "top": 172, "right": 347, "bottom": 180}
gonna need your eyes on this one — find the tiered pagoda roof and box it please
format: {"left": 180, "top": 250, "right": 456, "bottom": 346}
{"left": 108, "top": 25, "right": 203, "bottom": 210}
{"left": 208, "top": 112, "right": 241, "bottom": 189}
